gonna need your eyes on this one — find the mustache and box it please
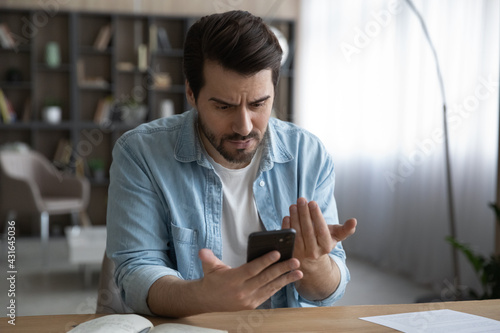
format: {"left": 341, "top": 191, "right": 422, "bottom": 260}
{"left": 222, "top": 132, "right": 259, "bottom": 141}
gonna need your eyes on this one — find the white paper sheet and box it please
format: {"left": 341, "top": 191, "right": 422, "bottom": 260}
{"left": 360, "top": 309, "right": 500, "bottom": 333}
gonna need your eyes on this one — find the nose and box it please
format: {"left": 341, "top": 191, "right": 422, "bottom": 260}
{"left": 232, "top": 107, "right": 253, "bottom": 137}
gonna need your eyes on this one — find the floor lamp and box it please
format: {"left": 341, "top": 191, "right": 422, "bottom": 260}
{"left": 405, "top": 0, "right": 461, "bottom": 292}
{"left": 496, "top": 89, "right": 500, "bottom": 256}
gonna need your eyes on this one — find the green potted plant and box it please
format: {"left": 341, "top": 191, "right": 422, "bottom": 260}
{"left": 88, "top": 158, "right": 106, "bottom": 181}
{"left": 445, "top": 203, "right": 500, "bottom": 299}
{"left": 120, "top": 98, "right": 147, "bottom": 125}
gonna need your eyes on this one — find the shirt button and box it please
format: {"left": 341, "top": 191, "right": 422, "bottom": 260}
{"left": 259, "top": 180, "right": 265, "bottom": 187}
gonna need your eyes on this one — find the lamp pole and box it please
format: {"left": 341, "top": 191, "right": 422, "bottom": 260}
{"left": 496, "top": 66, "right": 500, "bottom": 256}
{"left": 405, "top": 0, "right": 461, "bottom": 292}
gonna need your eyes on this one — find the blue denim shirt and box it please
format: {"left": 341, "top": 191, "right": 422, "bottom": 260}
{"left": 106, "top": 109, "right": 350, "bottom": 315}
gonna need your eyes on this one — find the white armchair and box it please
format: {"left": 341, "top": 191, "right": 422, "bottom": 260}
{"left": 0, "top": 150, "right": 90, "bottom": 264}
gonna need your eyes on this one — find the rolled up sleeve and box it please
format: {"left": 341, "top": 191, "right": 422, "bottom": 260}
{"left": 287, "top": 245, "right": 350, "bottom": 308}
{"left": 117, "top": 263, "right": 183, "bottom": 315}
{"left": 106, "top": 136, "right": 178, "bottom": 315}
{"left": 293, "top": 144, "right": 351, "bottom": 307}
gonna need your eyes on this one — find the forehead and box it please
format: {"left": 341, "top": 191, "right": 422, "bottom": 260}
{"left": 201, "top": 60, "right": 273, "bottom": 98}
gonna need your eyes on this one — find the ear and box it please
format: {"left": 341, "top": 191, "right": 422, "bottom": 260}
{"left": 185, "top": 80, "right": 196, "bottom": 108}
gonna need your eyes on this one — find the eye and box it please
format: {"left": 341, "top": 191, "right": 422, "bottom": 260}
{"left": 215, "top": 104, "right": 231, "bottom": 110}
{"left": 251, "top": 101, "right": 266, "bottom": 109}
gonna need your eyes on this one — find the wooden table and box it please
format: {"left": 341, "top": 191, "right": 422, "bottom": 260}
{"left": 3, "top": 299, "right": 500, "bottom": 332}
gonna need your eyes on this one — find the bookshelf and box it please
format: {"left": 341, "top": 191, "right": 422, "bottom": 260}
{"left": 0, "top": 8, "right": 295, "bottom": 231}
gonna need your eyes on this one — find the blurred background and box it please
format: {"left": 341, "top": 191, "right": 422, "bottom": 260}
{"left": 0, "top": 0, "right": 498, "bottom": 316}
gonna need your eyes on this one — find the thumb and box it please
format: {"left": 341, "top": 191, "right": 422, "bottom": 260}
{"left": 330, "top": 218, "right": 357, "bottom": 242}
{"left": 343, "top": 218, "right": 357, "bottom": 234}
{"left": 199, "top": 248, "right": 227, "bottom": 274}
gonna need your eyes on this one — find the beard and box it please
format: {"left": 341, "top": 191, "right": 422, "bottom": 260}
{"left": 198, "top": 116, "right": 265, "bottom": 166}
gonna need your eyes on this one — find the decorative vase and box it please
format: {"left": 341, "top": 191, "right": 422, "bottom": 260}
{"left": 45, "top": 42, "right": 61, "bottom": 68}
{"left": 42, "top": 106, "right": 62, "bottom": 124}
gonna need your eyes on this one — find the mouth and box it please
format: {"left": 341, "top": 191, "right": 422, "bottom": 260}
{"left": 227, "top": 138, "right": 254, "bottom": 150}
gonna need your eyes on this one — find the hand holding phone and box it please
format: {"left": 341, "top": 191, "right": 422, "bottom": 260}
{"left": 247, "top": 229, "right": 296, "bottom": 263}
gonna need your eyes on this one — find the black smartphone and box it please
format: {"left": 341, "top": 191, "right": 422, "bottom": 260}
{"left": 247, "top": 229, "right": 296, "bottom": 263}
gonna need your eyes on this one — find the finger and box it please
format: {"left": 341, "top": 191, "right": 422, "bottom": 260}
{"left": 257, "top": 268, "right": 303, "bottom": 301}
{"left": 308, "top": 201, "right": 334, "bottom": 250}
{"left": 345, "top": 218, "right": 357, "bottom": 231}
{"left": 244, "top": 250, "right": 281, "bottom": 277}
{"left": 329, "top": 218, "right": 357, "bottom": 242}
{"left": 199, "top": 249, "right": 228, "bottom": 274}
{"left": 289, "top": 204, "right": 303, "bottom": 251}
{"left": 282, "top": 216, "right": 291, "bottom": 230}
{"left": 297, "top": 197, "right": 316, "bottom": 253}
{"left": 248, "top": 258, "right": 301, "bottom": 291}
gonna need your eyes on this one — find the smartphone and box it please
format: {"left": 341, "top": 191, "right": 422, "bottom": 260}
{"left": 247, "top": 229, "right": 296, "bottom": 263}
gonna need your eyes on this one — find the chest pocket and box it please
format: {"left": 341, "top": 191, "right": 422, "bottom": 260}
{"left": 171, "top": 224, "right": 199, "bottom": 280}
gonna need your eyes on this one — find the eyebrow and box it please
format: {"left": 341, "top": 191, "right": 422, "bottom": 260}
{"left": 208, "top": 95, "right": 271, "bottom": 106}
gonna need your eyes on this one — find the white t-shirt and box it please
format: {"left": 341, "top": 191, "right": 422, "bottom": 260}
{"left": 207, "top": 148, "right": 264, "bottom": 268}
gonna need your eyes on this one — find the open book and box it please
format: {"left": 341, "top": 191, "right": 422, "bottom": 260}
{"left": 69, "top": 314, "right": 228, "bottom": 333}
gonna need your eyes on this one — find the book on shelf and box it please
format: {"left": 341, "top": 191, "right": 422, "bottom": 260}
{"left": 68, "top": 314, "right": 227, "bottom": 333}
{"left": 53, "top": 138, "right": 73, "bottom": 169}
{"left": 138, "top": 44, "right": 148, "bottom": 72}
{"left": 93, "top": 24, "right": 112, "bottom": 51}
{"left": 77, "top": 58, "right": 85, "bottom": 84}
{"left": 0, "top": 23, "right": 15, "bottom": 49}
{"left": 80, "top": 77, "right": 110, "bottom": 89}
{"left": 22, "top": 98, "right": 31, "bottom": 122}
{"left": 5, "top": 96, "right": 15, "bottom": 122}
{"left": 157, "top": 27, "right": 171, "bottom": 51}
{"left": 0, "top": 89, "right": 15, "bottom": 123}
{"left": 152, "top": 72, "right": 172, "bottom": 89}
{"left": 77, "top": 58, "right": 110, "bottom": 88}
{"left": 75, "top": 155, "right": 85, "bottom": 177}
{"left": 93, "top": 96, "right": 113, "bottom": 126}
{"left": 116, "top": 62, "right": 135, "bottom": 72}
{"left": 53, "top": 138, "right": 85, "bottom": 176}
{"left": 149, "top": 23, "right": 158, "bottom": 53}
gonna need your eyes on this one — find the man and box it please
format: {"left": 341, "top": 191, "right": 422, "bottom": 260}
{"left": 107, "top": 10, "right": 357, "bottom": 318}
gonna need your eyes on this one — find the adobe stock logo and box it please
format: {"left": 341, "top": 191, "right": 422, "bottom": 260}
{"left": 9, "top": 0, "right": 71, "bottom": 52}
{"left": 339, "top": 0, "right": 403, "bottom": 63}
{"left": 385, "top": 74, "right": 499, "bottom": 191}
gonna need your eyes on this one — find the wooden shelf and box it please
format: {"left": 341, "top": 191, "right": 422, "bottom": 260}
{"left": 0, "top": 8, "right": 295, "bottom": 227}
{"left": 0, "top": 45, "right": 30, "bottom": 53}
{"left": 79, "top": 46, "right": 113, "bottom": 55}
{"left": 0, "top": 122, "right": 33, "bottom": 129}
{"left": 37, "top": 64, "right": 72, "bottom": 72}
{"left": 152, "top": 49, "right": 184, "bottom": 57}
{"left": 0, "top": 81, "right": 32, "bottom": 89}
{"left": 78, "top": 83, "right": 113, "bottom": 91}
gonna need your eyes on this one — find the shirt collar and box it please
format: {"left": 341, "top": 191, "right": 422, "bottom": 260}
{"left": 174, "top": 109, "right": 293, "bottom": 169}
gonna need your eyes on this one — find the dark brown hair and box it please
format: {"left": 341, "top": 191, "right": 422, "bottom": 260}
{"left": 183, "top": 10, "right": 282, "bottom": 102}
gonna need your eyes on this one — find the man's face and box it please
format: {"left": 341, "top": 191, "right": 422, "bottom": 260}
{"left": 186, "top": 60, "right": 275, "bottom": 169}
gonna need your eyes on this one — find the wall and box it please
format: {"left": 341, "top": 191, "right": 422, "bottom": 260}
{"left": 0, "top": 0, "right": 299, "bottom": 19}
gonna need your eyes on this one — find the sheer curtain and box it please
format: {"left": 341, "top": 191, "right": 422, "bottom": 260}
{"left": 295, "top": 0, "right": 499, "bottom": 294}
